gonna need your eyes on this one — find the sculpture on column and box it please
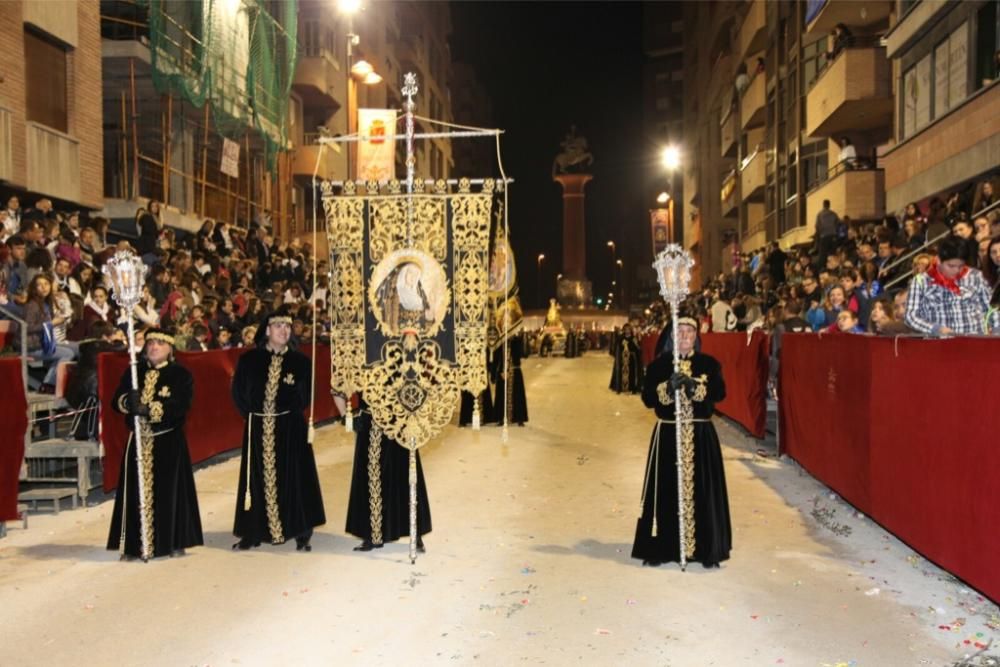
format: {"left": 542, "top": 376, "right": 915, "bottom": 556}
{"left": 552, "top": 125, "right": 594, "bottom": 308}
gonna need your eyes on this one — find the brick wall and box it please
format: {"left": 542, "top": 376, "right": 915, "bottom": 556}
{"left": 0, "top": 1, "right": 28, "bottom": 192}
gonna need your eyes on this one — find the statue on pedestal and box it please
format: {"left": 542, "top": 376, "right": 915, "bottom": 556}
{"left": 552, "top": 125, "right": 594, "bottom": 176}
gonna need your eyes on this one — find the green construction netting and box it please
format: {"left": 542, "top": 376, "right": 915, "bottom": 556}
{"left": 143, "top": 0, "right": 297, "bottom": 170}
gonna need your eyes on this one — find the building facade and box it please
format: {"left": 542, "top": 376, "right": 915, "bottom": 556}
{"left": 0, "top": 0, "right": 104, "bottom": 210}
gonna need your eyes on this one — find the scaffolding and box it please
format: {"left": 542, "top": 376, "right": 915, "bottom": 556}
{"left": 100, "top": 0, "right": 298, "bottom": 232}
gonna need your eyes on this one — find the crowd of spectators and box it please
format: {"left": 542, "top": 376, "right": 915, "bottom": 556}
{"left": 1, "top": 194, "right": 328, "bottom": 395}
{"left": 628, "top": 175, "right": 1000, "bottom": 350}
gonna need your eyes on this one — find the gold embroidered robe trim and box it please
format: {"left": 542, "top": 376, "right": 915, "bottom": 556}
{"left": 261, "top": 353, "right": 286, "bottom": 544}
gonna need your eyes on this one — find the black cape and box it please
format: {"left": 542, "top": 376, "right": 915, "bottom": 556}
{"left": 610, "top": 334, "right": 643, "bottom": 393}
{"left": 631, "top": 351, "right": 732, "bottom": 566}
{"left": 458, "top": 388, "right": 494, "bottom": 427}
{"left": 231, "top": 346, "right": 326, "bottom": 545}
{"left": 107, "top": 359, "right": 204, "bottom": 558}
{"left": 345, "top": 408, "right": 431, "bottom": 544}
{"left": 492, "top": 336, "right": 528, "bottom": 425}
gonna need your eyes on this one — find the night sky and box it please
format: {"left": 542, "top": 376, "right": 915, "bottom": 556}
{"left": 450, "top": 2, "right": 646, "bottom": 309}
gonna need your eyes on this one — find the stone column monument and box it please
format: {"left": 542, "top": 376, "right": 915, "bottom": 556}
{"left": 552, "top": 125, "right": 594, "bottom": 308}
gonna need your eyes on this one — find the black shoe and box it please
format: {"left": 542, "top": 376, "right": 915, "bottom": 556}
{"left": 119, "top": 553, "right": 137, "bottom": 562}
{"left": 642, "top": 559, "right": 662, "bottom": 567}
{"left": 702, "top": 561, "right": 720, "bottom": 569}
{"left": 353, "top": 539, "right": 383, "bottom": 552}
{"left": 232, "top": 538, "right": 259, "bottom": 551}
{"left": 170, "top": 548, "right": 186, "bottom": 558}
{"left": 416, "top": 537, "right": 426, "bottom": 553}
{"left": 295, "top": 536, "right": 312, "bottom": 552}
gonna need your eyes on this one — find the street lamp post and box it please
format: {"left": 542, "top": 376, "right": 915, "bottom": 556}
{"left": 537, "top": 253, "right": 546, "bottom": 308}
{"left": 661, "top": 146, "right": 682, "bottom": 244}
{"left": 606, "top": 240, "right": 616, "bottom": 309}
{"left": 339, "top": 1, "right": 382, "bottom": 179}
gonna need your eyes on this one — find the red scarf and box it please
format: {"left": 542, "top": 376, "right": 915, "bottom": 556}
{"left": 927, "top": 260, "right": 969, "bottom": 295}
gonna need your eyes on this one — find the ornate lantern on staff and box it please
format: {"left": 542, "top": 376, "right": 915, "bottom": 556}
{"left": 652, "top": 243, "right": 695, "bottom": 571}
{"left": 102, "top": 251, "right": 153, "bottom": 561}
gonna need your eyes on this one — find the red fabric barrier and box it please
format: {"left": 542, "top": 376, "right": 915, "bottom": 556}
{"left": 0, "top": 359, "right": 27, "bottom": 521}
{"left": 640, "top": 331, "right": 769, "bottom": 439}
{"left": 700, "top": 332, "right": 769, "bottom": 439}
{"left": 99, "top": 345, "right": 339, "bottom": 492}
{"left": 780, "top": 335, "right": 1000, "bottom": 603}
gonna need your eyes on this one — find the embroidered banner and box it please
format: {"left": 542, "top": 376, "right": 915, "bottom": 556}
{"left": 487, "top": 196, "right": 523, "bottom": 351}
{"left": 323, "top": 178, "right": 495, "bottom": 447}
{"left": 357, "top": 109, "right": 398, "bottom": 181}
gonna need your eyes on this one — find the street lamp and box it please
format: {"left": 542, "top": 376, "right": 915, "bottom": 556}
{"left": 341, "top": 2, "right": 382, "bottom": 179}
{"left": 537, "top": 253, "right": 546, "bottom": 308}
{"left": 661, "top": 145, "right": 681, "bottom": 171}
{"left": 616, "top": 258, "right": 624, "bottom": 307}
{"left": 661, "top": 145, "right": 682, "bottom": 244}
{"left": 656, "top": 191, "right": 670, "bottom": 204}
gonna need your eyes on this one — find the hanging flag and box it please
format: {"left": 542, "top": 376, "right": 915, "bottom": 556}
{"left": 487, "top": 193, "right": 523, "bottom": 351}
{"left": 357, "top": 109, "right": 398, "bottom": 181}
{"left": 650, "top": 207, "right": 672, "bottom": 257}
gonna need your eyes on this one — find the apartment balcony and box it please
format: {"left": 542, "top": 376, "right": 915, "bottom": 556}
{"left": 738, "top": 0, "right": 766, "bottom": 58}
{"left": 807, "top": 0, "right": 892, "bottom": 37}
{"left": 293, "top": 53, "right": 344, "bottom": 109}
{"left": 740, "top": 149, "right": 765, "bottom": 202}
{"left": 721, "top": 170, "right": 738, "bottom": 217}
{"left": 805, "top": 165, "right": 885, "bottom": 227}
{"left": 720, "top": 107, "right": 738, "bottom": 158}
{"left": 740, "top": 73, "right": 766, "bottom": 130}
{"left": 291, "top": 136, "right": 346, "bottom": 182}
{"left": 26, "top": 122, "right": 80, "bottom": 203}
{"left": 806, "top": 45, "right": 892, "bottom": 139}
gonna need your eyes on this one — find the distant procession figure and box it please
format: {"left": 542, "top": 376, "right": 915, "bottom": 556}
{"left": 107, "top": 329, "right": 203, "bottom": 560}
{"left": 609, "top": 324, "right": 643, "bottom": 393}
{"left": 632, "top": 316, "right": 732, "bottom": 569}
{"left": 231, "top": 312, "right": 326, "bottom": 552}
{"left": 492, "top": 335, "right": 528, "bottom": 426}
{"left": 345, "top": 400, "right": 432, "bottom": 552}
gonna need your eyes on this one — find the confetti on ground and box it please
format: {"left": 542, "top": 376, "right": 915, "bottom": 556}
{"left": 594, "top": 628, "right": 612, "bottom": 635}
{"left": 520, "top": 566, "right": 536, "bottom": 575}
{"left": 864, "top": 587, "right": 881, "bottom": 596}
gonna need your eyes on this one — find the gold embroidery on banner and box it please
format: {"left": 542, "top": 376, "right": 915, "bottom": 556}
{"left": 322, "top": 182, "right": 493, "bottom": 449}
{"left": 262, "top": 354, "right": 285, "bottom": 544}
{"left": 367, "top": 421, "right": 383, "bottom": 544}
{"left": 676, "top": 391, "right": 697, "bottom": 559}
{"left": 138, "top": 369, "right": 159, "bottom": 555}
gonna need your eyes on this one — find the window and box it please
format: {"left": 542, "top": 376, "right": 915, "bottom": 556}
{"left": 975, "top": 0, "right": 998, "bottom": 89}
{"left": 24, "top": 29, "right": 68, "bottom": 133}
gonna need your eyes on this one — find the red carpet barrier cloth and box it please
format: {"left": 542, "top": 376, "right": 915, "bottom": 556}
{"left": 779, "top": 334, "right": 1000, "bottom": 603}
{"left": 0, "top": 359, "right": 28, "bottom": 521}
{"left": 99, "top": 345, "right": 339, "bottom": 492}
{"left": 641, "top": 332, "right": 769, "bottom": 438}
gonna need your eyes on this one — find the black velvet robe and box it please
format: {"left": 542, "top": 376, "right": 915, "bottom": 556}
{"left": 231, "top": 346, "right": 326, "bottom": 545}
{"left": 564, "top": 329, "right": 580, "bottom": 358}
{"left": 345, "top": 407, "right": 431, "bottom": 544}
{"left": 631, "top": 351, "right": 732, "bottom": 566}
{"left": 609, "top": 334, "right": 643, "bottom": 394}
{"left": 491, "top": 336, "right": 528, "bottom": 425}
{"left": 107, "top": 360, "right": 203, "bottom": 558}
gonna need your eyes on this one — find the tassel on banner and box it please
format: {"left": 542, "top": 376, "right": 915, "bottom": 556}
{"left": 308, "top": 422, "right": 315, "bottom": 445}
{"left": 244, "top": 491, "right": 252, "bottom": 511}
{"left": 345, "top": 408, "right": 353, "bottom": 433}
{"left": 652, "top": 517, "right": 658, "bottom": 537}
{"left": 472, "top": 403, "right": 481, "bottom": 431}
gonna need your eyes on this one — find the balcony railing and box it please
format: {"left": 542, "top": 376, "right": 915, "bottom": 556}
{"left": 720, "top": 107, "right": 738, "bottom": 158}
{"left": 806, "top": 43, "right": 892, "bottom": 138}
{"left": 805, "top": 164, "right": 885, "bottom": 225}
{"left": 738, "top": 0, "right": 766, "bottom": 58}
{"left": 740, "top": 72, "right": 766, "bottom": 130}
{"left": 26, "top": 122, "right": 81, "bottom": 203}
{"left": 721, "top": 169, "right": 738, "bottom": 216}
{"left": 740, "top": 149, "right": 766, "bottom": 202}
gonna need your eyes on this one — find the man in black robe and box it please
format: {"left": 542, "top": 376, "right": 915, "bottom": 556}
{"left": 609, "top": 324, "right": 643, "bottom": 393}
{"left": 107, "top": 328, "right": 203, "bottom": 560}
{"left": 632, "top": 315, "right": 732, "bottom": 569}
{"left": 345, "top": 399, "right": 432, "bottom": 552}
{"left": 231, "top": 312, "right": 326, "bottom": 551}
{"left": 492, "top": 335, "right": 528, "bottom": 426}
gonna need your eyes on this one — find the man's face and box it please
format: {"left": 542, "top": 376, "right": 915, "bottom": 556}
{"left": 953, "top": 223, "right": 973, "bottom": 240}
{"left": 676, "top": 324, "right": 697, "bottom": 355}
{"left": 893, "top": 292, "right": 907, "bottom": 319}
{"left": 267, "top": 322, "right": 291, "bottom": 349}
{"left": 145, "top": 340, "right": 171, "bottom": 366}
{"left": 81, "top": 229, "right": 95, "bottom": 245}
{"left": 68, "top": 214, "right": 79, "bottom": 229}
{"left": 858, "top": 244, "right": 874, "bottom": 262}
{"left": 938, "top": 258, "right": 966, "bottom": 279}
{"left": 10, "top": 244, "right": 26, "bottom": 261}
{"left": 839, "top": 275, "right": 855, "bottom": 292}
{"left": 54, "top": 259, "right": 71, "bottom": 277}
{"left": 877, "top": 242, "right": 890, "bottom": 258}
{"left": 26, "top": 223, "right": 42, "bottom": 243}
{"left": 801, "top": 278, "right": 817, "bottom": 294}
{"left": 7, "top": 196, "right": 19, "bottom": 210}
{"left": 218, "top": 330, "right": 231, "bottom": 345}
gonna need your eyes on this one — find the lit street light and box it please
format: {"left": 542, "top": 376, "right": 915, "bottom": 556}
{"left": 661, "top": 145, "right": 681, "bottom": 171}
{"left": 656, "top": 191, "right": 670, "bottom": 204}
